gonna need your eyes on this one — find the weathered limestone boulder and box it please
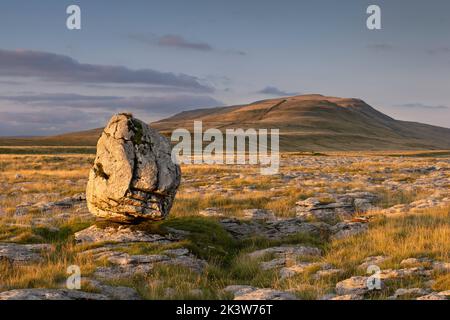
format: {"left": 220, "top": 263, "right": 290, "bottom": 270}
{"left": 86, "top": 113, "right": 181, "bottom": 222}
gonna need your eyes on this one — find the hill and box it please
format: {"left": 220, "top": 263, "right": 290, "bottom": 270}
{"left": 2, "top": 94, "right": 450, "bottom": 151}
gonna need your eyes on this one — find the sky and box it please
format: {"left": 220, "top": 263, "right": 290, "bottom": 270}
{"left": 0, "top": 0, "right": 449, "bottom": 136}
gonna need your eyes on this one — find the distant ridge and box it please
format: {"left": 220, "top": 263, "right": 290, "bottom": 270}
{"left": 2, "top": 94, "right": 450, "bottom": 151}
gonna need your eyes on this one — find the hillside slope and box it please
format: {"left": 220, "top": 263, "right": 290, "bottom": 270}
{"left": 1, "top": 94, "right": 450, "bottom": 151}
{"left": 151, "top": 94, "right": 450, "bottom": 151}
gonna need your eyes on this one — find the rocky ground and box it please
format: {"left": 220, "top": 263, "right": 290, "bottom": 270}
{"left": 0, "top": 152, "right": 449, "bottom": 300}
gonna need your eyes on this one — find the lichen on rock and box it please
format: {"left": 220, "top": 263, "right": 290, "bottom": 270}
{"left": 86, "top": 113, "right": 181, "bottom": 222}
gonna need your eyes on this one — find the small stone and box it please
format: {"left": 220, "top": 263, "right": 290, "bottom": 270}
{"left": 358, "top": 256, "right": 390, "bottom": 270}
{"left": 432, "top": 261, "right": 450, "bottom": 272}
{"left": 335, "top": 276, "right": 370, "bottom": 296}
{"left": 164, "top": 288, "right": 176, "bottom": 297}
{"left": 189, "top": 289, "right": 203, "bottom": 297}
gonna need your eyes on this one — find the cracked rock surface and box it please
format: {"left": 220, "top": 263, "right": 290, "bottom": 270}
{"left": 86, "top": 113, "right": 181, "bottom": 222}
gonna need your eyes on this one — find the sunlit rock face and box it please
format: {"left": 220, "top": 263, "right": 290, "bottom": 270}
{"left": 86, "top": 113, "right": 181, "bottom": 222}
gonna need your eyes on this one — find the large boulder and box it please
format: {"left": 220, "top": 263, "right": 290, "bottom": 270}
{"left": 86, "top": 113, "right": 181, "bottom": 222}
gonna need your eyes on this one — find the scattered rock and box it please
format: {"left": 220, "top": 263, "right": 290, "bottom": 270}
{"left": 0, "top": 243, "right": 53, "bottom": 264}
{"left": 219, "top": 219, "right": 264, "bottom": 238}
{"left": 86, "top": 113, "right": 181, "bottom": 222}
{"left": 36, "top": 193, "right": 86, "bottom": 211}
{"left": 279, "top": 262, "right": 324, "bottom": 279}
{"left": 335, "top": 276, "right": 370, "bottom": 296}
{"left": 358, "top": 256, "right": 390, "bottom": 270}
{"left": 261, "top": 258, "right": 287, "bottom": 271}
{"left": 163, "top": 248, "right": 190, "bottom": 256}
{"left": 220, "top": 218, "right": 329, "bottom": 240}
{"left": 296, "top": 197, "right": 353, "bottom": 221}
{"left": 312, "top": 268, "right": 343, "bottom": 280}
{"left": 74, "top": 224, "right": 173, "bottom": 244}
{"left": 84, "top": 246, "right": 206, "bottom": 280}
{"left": 241, "top": 208, "right": 276, "bottom": 221}
{"left": 416, "top": 291, "right": 450, "bottom": 300}
{"left": 94, "top": 264, "right": 154, "bottom": 280}
{"left": 330, "top": 221, "right": 368, "bottom": 240}
{"left": 224, "top": 285, "right": 297, "bottom": 300}
{"left": 264, "top": 219, "right": 330, "bottom": 239}
{"left": 379, "top": 267, "right": 431, "bottom": 280}
{"left": 330, "top": 294, "right": 364, "bottom": 300}
{"left": 0, "top": 289, "right": 109, "bottom": 300}
{"left": 295, "top": 192, "right": 377, "bottom": 221}
{"left": 389, "top": 288, "right": 430, "bottom": 299}
{"left": 84, "top": 279, "right": 141, "bottom": 300}
{"left": 248, "top": 245, "right": 322, "bottom": 260}
{"left": 400, "top": 257, "right": 432, "bottom": 266}
{"left": 432, "top": 261, "right": 450, "bottom": 272}
{"left": 15, "top": 194, "right": 87, "bottom": 215}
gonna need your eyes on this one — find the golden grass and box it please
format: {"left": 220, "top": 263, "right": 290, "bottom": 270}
{"left": 0, "top": 153, "right": 449, "bottom": 299}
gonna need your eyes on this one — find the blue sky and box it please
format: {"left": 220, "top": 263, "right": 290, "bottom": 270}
{"left": 0, "top": 0, "right": 449, "bottom": 135}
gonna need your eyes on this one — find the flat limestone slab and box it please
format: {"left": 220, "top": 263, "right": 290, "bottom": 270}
{"left": 0, "top": 243, "right": 53, "bottom": 264}
{"left": 74, "top": 224, "right": 173, "bottom": 244}
{"left": 0, "top": 289, "right": 109, "bottom": 300}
